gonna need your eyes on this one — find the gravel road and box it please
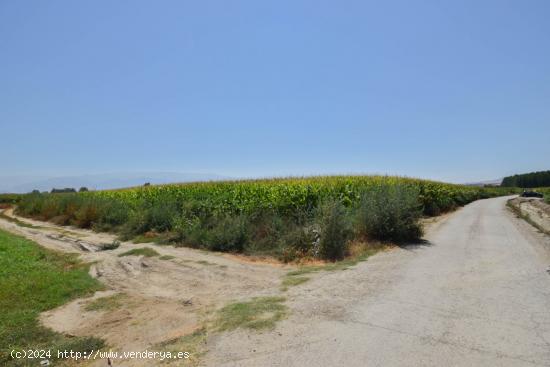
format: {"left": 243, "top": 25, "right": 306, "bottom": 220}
{"left": 207, "top": 196, "right": 550, "bottom": 366}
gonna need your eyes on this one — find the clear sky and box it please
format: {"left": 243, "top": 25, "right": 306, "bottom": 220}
{"left": 1, "top": 0, "right": 549, "bottom": 183}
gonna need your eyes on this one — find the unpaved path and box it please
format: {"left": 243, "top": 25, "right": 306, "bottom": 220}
{"left": 2, "top": 196, "right": 550, "bottom": 366}
{"left": 205, "top": 196, "right": 550, "bottom": 367}
{"left": 0, "top": 208, "right": 288, "bottom": 366}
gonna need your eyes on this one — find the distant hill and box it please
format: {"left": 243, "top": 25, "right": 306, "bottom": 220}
{"left": 501, "top": 170, "right": 550, "bottom": 188}
{"left": 0, "top": 172, "right": 231, "bottom": 193}
{"left": 463, "top": 178, "right": 502, "bottom": 187}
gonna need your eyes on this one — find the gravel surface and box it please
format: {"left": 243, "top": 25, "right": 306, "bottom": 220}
{"left": 205, "top": 196, "right": 550, "bottom": 367}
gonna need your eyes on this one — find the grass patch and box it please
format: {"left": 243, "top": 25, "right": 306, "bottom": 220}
{"left": 118, "top": 247, "right": 159, "bottom": 257}
{"left": 287, "top": 244, "right": 381, "bottom": 277}
{"left": 280, "top": 276, "right": 310, "bottom": 291}
{"left": 0, "top": 211, "right": 42, "bottom": 229}
{"left": 159, "top": 255, "right": 175, "bottom": 260}
{"left": 196, "top": 260, "right": 216, "bottom": 266}
{"left": 156, "top": 328, "right": 207, "bottom": 367}
{"left": 84, "top": 294, "right": 126, "bottom": 312}
{"left": 0, "top": 229, "right": 104, "bottom": 365}
{"left": 214, "top": 297, "right": 287, "bottom": 331}
{"left": 132, "top": 233, "right": 163, "bottom": 244}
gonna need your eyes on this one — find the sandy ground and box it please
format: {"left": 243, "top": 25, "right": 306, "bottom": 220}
{"left": 509, "top": 197, "right": 550, "bottom": 233}
{"left": 0, "top": 208, "right": 288, "bottom": 366}
{"left": 2, "top": 197, "right": 550, "bottom": 366}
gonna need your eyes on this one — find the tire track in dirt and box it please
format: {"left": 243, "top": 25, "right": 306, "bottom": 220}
{"left": 0, "top": 208, "right": 288, "bottom": 366}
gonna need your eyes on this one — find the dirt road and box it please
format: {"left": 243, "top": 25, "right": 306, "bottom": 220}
{"left": 0, "top": 208, "right": 288, "bottom": 366}
{"left": 2, "top": 196, "right": 550, "bottom": 366}
{"left": 206, "top": 196, "right": 550, "bottom": 366}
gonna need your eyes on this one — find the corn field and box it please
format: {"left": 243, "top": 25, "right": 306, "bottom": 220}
{"left": 9, "top": 176, "right": 519, "bottom": 260}
{"left": 87, "top": 176, "right": 511, "bottom": 215}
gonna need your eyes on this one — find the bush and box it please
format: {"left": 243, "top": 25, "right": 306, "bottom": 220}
{"left": 147, "top": 200, "right": 179, "bottom": 232}
{"left": 0, "top": 194, "right": 22, "bottom": 204}
{"left": 204, "top": 214, "right": 250, "bottom": 252}
{"left": 423, "top": 201, "right": 440, "bottom": 216}
{"left": 16, "top": 193, "right": 44, "bottom": 217}
{"left": 93, "top": 199, "right": 129, "bottom": 232}
{"left": 40, "top": 196, "right": 63, "bottom": 220}
{"left": 51, "top": 215, "right": 71, "bottom": 225}
{"left": 243, "top": 211, "right": 286, "bottom": 256}
{"left": 120, "top": 210, "right": 148, "bottom": 239}
{"left": 172, "top": 211, "right": 250, "bottom": 253}
{"left": 279, "top": 225, "right": 317, "bottom": 262}
{"left": 121, "top": 199, "right": 179, "bottom": 237}
{"left": 355, "top": 184, "right": 423, "bottom": 242}
{"left": 172, "top": 213, "right": 208, "bottom": 248}
{"left": 315, "top": 199, "right": 351, "bottom": 260}
{"left": 74, "top": 201, "right": 100, "bottom": 228}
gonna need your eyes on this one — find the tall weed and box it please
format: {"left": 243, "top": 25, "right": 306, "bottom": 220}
{"left": 355, "top": 184, "right": 423, "bottom": 242}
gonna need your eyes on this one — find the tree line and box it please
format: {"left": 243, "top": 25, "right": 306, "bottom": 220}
{"left": 501, "top": 170, "right": 550, "bottom": 188}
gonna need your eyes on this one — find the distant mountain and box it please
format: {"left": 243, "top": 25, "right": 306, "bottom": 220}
{"left": 463, "top": 178, "right": 503, "bottom": 187}
{"left": 0, "top": 172, "right": 231, "bottom": 193}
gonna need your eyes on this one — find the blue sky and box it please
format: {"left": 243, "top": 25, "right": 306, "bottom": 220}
{"left": 1, "top": 0, "right": 549, "bottom": 184}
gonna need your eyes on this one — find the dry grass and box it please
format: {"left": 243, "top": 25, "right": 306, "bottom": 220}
{"left": 280, "top": 276, "right": 310, "bottom": 291}
{"left": 214, "top": 297, "right": 287, "bottom": 331}
{"left": 118, "top": 247, "right": 159, "bottom": 257}
{"left": 156, "top": 328, "right": 207, "bottom": 367}
{"left": 159, "top": 255, "right": 175, "bottom": 260}
{"left": 85, "top": 294, "right": 126, "bottom": 312}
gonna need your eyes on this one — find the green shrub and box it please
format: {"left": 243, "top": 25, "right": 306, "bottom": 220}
{"left": 145, "top": 200, "right": 179, "bottom": 232}
{"left": 355, "top": 184, "right": 423, "bottom": 242}
{"left": 74, "top": 200, "right": 100, "bottom": 228}
{"left": 122, "top": 199, "right": 179, "bottom": 237}
{"left": 423, "top": 201, "right": 440, "bottom": 216}
{"left": 279, "top": 225, "right": 317, "bottom": 262}
{"left": 205, "top": 214, "right": 250, "bottom": 252}
{"left": 315, "top": 199, "right": 351, "bottom": 260}
{"left": 93, "top": 199, "right": 129, "bottom": 231}
{"left": 243, "top": 211, "right": 286, "bottom": 256}
{"left": 0, "top": 194, "right": 22, "bottom": 204}
{"left": 172, "top": 215, "right": 207, "bottom": 247}
{"left": 120, "top": 210, "right": 148, "bottom": 239}
{"left": 40, "top": 196, "right": 63, "bottom": 220}
{"left": 172, "top": 212, "right": 251, "bottom": 253}
{"left": 51, "top": 215, "right": 71, "bottom": 226}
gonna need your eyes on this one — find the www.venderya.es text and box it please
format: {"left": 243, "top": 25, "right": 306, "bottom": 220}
{"left": 11, "top": 349, "right": 190, "bottom": 361}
